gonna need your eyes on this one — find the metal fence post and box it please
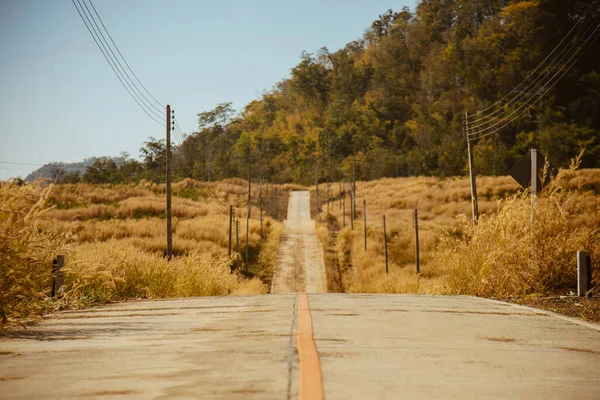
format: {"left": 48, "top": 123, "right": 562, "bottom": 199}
{"left": 52, "top": 255, "right": 65, "bottom": 297}
{"left": 383, "top": 215, "right": 388, "bottom": 275}
{"left": 414, "top": 209, "right": 420, "bottom": 274}
{"left": 577, "top": 251, "right": 592, "bottom": 296}
{"left": 363, "top": 199, "right": 367, "bottom": 252}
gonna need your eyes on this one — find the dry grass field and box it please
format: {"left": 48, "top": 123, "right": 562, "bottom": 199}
{"left": 314, "top": 166, "right": 600, "bottom": 310}
{"left": 0, "top": 178, "right": 290, "bottom": 323}
{"left": 2, "top": 164, "right": 599, "bottom": 324}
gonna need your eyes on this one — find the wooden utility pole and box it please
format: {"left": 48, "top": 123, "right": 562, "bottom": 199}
{"left": 465, "top": 113, "right": 479, "bottom": 226}
{"left": 228, "top": 205, "right": 233, "bottom": 256}
{"left": 166, "top": 105, "right": 173, "bottom": 260}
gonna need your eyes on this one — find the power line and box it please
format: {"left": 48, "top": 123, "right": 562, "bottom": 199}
{"left": 71, "top": 0, "right": 165, "bottom": 126}
{"left": 77, "top": 0, "right": 164, "bottom": 122}
{"left": 468, "top": 20, "right": 600, "bottom": 140}
{"left": 467, "top": 11, "right": 600, "bottom": 139}
{"left": 467, "top": 0, "right": 599, "bottom": 124}
{"left": 87, "top": 0, "right": 164, "bottom": 113}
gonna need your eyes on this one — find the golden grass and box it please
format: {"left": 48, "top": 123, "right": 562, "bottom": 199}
{"left": 316, "top": 167, "right": 600, "bottom": 296}
{"left": 1, "top": 179, "right": 286, "bottom": 323}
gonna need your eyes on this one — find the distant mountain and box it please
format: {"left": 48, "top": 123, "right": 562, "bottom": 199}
{"left": 25, "top": 156, "right": 124, "bottom": 182}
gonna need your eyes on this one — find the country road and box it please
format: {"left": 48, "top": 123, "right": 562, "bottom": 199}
{"left": 271, "top": 191, "right": 327, "bottom": 294}
{"left": 2, "top": 192, "right": 600, "bottom": 399}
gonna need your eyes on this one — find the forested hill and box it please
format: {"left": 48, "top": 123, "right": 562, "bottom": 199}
{"left": 172, "top": 0, "right": 599, "bottom": 185}
{"left": 35, "top": 0, "right": 600, "bottom": 186}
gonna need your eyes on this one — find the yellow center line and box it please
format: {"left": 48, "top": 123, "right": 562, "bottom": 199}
{"left": 297, "top": 292, "right": 324, "bottom": 400}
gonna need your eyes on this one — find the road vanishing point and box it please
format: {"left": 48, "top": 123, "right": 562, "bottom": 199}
{"left": 1, "top": 191, "right": 600, "bottom": 399}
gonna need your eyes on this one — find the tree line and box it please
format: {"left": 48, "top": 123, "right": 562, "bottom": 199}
{"left": 58, "top": 0, "right": 600, "bottom": 185}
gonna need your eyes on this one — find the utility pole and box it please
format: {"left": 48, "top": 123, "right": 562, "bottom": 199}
{"left": 166, "top": 105, "right": 173, "bottom": 261}
{"left": 465, "top": 113, "right": 479, "bottom": 226}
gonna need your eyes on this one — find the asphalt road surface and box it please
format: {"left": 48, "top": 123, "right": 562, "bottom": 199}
{"left": 1, "top": 294, "right": 599, "bottom": 399}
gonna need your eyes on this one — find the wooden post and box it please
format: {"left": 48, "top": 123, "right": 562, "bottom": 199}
{"left": 246, "top": 162, "right": 251, "bottom": 271}
{"left": 352, "top": 160, "right": 357, "bottom": 221}
{"left": 414, "top": 209, "right": 420, "bottom": 274}
{"left": 577, "top": 251, "right": 592, "bottom": 297}
{"left": 339, "top": 181, "right": 342, "bottom": 210}
{"left": 326, "top": 176, "right": 330, "bottom": 230}
{"left": 236, "top": 219, "right": 240, "bottom": 270}
{"left": 315, "top": 163, "right": 320, "bottom": 215}
{"left": 350, "top": 188, "right": 354, "bottom": 230}
{"left": 363, "top": 199, "right": 367, "bottom": 252}
{"left": 342, "top": 185, "right": 346, "bottom": 228}
{"left": 166, "top": 105, "right": 173, "bottom": 260}
{"left": 465, "top": 113, "right": 479, "bottom": 226}
{"left": 383, "top": 215, "right": 388, "bottom": 274}
{"left": 228, "top": 205, "right": 233, "bottom": 256}
{"left": 259, "top": 175, "right": 263, "bottom": 239}
{"left": 265, "top": 180, "right": 269, "bottom": 218}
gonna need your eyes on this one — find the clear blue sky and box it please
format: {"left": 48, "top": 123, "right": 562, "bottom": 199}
{"left": 0, "top": 0, "right": 415, "bottom": 179}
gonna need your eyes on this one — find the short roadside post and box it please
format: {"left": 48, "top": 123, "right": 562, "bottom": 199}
{"left": 51, "top": 254, "right": 65, "bottom": 297}
{"left": 577, "top": 251, "right": 592, "bottom": 297}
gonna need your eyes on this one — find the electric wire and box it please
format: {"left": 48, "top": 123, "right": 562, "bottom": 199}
{"left": 467, "top": 4, "right": 600, "bottom": 132}
{"left": 467, "top": 0, "right": 599, "bottom": 123}
{"left": 468, "top": 9, "right": 600, "bottom": 133}
{"left": 468, "top": 21, "right": 600, "bottom": 140}
{"left": 87, "top": 0, "right": 164, "bottom": 113}
{"left": 78, "top": 0, "right": 164, "bottom": 122}
{"left": 71, "top": 0, "right": 165, "bottom": 126}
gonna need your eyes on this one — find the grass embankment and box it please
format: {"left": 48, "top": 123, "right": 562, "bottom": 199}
{"left": 315, "top": 166, "right": 600, "bottom": 320}
{"left": 1, "top": 178, "right": 287, "bottom": 324}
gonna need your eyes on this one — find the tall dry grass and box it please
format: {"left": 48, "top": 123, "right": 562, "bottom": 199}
{"left": 0, "top": 182, "right": 64, "bottom": 322}
{"left": 2, "top": 178, "right": 287, "bottom": 323}
{"left": 316, "top": 167, "right": 600, "bottom": 296}
{"left": 442, "top": 161, "right": 600, "bottom": 297}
